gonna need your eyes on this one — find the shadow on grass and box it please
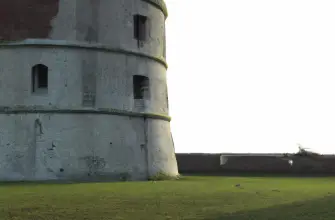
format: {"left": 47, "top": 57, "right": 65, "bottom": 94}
{"left": 204, "top": 195, "right": 335, "bottom": 220}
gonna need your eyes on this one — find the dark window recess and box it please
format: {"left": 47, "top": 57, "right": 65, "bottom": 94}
{"left": 134, "top": 14, "right": 148, "bottom": 46}
{"left": 133, "top": 75, "right": 149, "bottom": 99}
{"left": 32, "top": 64, "right": 48, "bottom": 93}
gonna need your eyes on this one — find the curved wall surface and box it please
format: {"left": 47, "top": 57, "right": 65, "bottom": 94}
{"left": 0, "top": 0, "right": 178, "bottom": 181}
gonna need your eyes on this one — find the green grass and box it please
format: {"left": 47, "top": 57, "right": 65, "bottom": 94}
{"left": 0, "top": 175, "right": 335, "bottom": 219}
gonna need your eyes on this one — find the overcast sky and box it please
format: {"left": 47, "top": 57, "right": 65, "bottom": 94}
{"left": 165, "top": 0, "right": 335, "bottom": 154}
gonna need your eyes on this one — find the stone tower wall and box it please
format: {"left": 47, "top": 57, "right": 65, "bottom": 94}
{"left": 0, "top": 0, "right": 178, "bottom": 181}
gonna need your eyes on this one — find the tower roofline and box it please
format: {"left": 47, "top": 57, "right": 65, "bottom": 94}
{"left": 143, "top": 0, "right": 168, "bottom": 18}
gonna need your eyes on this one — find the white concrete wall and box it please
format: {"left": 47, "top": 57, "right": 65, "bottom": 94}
{"left": 0, "top": 0, "right": 178, "bottom": 181}
{"left": 0, "top": 48, "right": 169, "bottom": 114}
{"left": 146, "top": 119, "right": 179, "bottom": 177}
{"left": 50, "top": 0, "right": 166, "bottom": 59}
{"left": 0, "top": 114, "right": 147, "bottom": 181}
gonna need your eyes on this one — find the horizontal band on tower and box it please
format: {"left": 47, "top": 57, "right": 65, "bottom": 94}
{"left": 0, "top": 106, "right": 171, "bottom": 122}
{"left": 0, "top": 39, "right": 168, "bottom": 69}
{"left": 142, "top": 0, "right": 168, "bottom": 18}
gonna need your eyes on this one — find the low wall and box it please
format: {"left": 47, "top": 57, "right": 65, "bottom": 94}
{"left": 176, "top": 153, "right": 335, "bottom": 174}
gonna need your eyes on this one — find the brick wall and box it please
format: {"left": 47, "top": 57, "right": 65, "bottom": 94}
{"left": 0, "top": 0, "right": 60, "bottom": 41}
{"left": 176, "top": 153, "right": 335, "bottom": 174}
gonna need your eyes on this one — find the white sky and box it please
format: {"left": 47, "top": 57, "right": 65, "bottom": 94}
{"left": 165, "top": 0, "right": 335, "bottom": 154}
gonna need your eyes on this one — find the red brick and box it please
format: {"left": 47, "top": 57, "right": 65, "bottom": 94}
{"left": 0, "top": 0, "right": 60, "bottom": 41}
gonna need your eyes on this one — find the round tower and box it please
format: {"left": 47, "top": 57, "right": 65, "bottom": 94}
{"left": 0, "top": 0, "right": 179, "bottom": 181}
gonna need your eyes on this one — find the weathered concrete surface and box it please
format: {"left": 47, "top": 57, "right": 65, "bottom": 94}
{"left": 0, "top": 114, "right": 150, "bottom": 181}
{"left": 0, "top": 48, "right": 169, "bottom": 114}
{"left": 0, "top": 112, "right": 177, "bottom": 181}
{"left": 0, "top": 0, "right": 166, "bottom": 59}
{"left": 0, "top": 0, "right": 178, "bottom": 181}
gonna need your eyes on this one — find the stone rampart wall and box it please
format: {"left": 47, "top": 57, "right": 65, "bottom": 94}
{"left": 176, "top": 153, "right": 335, "bottom": 174}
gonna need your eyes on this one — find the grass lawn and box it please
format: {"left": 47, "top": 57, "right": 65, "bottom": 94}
{"left": 0, "top": 175, "right": 335, "bottom": 220}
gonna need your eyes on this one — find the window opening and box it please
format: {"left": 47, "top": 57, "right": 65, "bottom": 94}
{"left": 133, "top": 75, "right": 149, "bottom": 99}
{"left": 134, "top": 14, "right": 148, "bottom": 47}
{"left": 32, "top": 64, "right": 48, "bottom": 93}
